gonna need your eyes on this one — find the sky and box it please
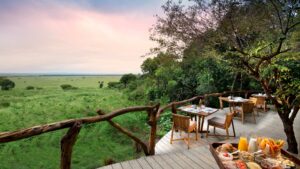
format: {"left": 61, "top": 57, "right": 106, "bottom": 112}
{"left": 0, "top": 0, "right": 164, "bottom": 74}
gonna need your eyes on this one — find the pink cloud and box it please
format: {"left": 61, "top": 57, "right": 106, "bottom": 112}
{"left": 0, "top": 2, "right": 157, "bottom": 73}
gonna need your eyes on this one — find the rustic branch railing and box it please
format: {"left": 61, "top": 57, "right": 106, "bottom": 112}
{"left": 0, "top": 104, "right": 159, "bottom": 169}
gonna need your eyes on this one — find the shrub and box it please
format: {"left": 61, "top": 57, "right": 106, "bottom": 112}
{"left": 120, "top": 74, "right": 137, "bottom": 87}
{"left": 60, "top": 84, "right": 78, "bottom": 90}
{"left": 0, "top": 102, "right": 10, "bottom": 108}
{"left": 128, "top": 90, "right": 146, "bottom": 101}
{"left": 26, "top": 86, "right": 35, "bottom": 90}
{"left": 103, "top": 158, "right": 115, "bottom": 165}
{"left": 0, "top": 78, "right": 15, "bottom": 90}
{"left": 107, "top": 82, "right": 123, "bottom": 89}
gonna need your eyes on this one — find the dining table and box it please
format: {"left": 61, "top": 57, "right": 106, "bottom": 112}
{"left": 177, "top": 105, "right": 218, "bottom": 137}
{"left": 219, "top": 96, "right": 250, "bottom": 113}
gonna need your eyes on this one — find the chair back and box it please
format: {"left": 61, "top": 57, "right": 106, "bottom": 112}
{"left": 225, "top": 112, "right": 234, "bottom": 128}
{"left": 242, "top": 102, "right": 254, "bottom": 113}
{"left": 249, "top": 97, "right": 258, "bottom": 106}
{"left": 256, "top": 97, "right": 266, "bottom": 105}
{"left": 172, "top": 114, "right": 190, "bottom": 132}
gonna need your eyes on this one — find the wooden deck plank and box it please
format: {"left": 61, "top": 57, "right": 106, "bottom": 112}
{"left": 157, "top": 154, "right": 182, "bottom": 169}
{"left": 151, "top": 155, "right": 171, "bottom": 169}
{"left": 120, "top": 161, "right": 132, "bottom": 169}
{"left": 181, "top": 149, "right": 212, "bottom": 169}
{"left": 128, "top": 159, "right": 141, "bottom": 169}
{"left": 174, "top": 152, "right": 201, "bottom": 169}
{"left": 144, "top": 156, "right": 163, "bottom": 169}
{"left": 165, "top": 153, "right": 192, "bottom": 168}
{"left": 136, "top": 157, "right": 152, "bottom": 169}
{"left": 111, "top": 163, "right": 123, "bottom": 169}
{"left": 191, "top": 147, "right": 219, "bottom": 169}
{"left": 100, "top": 165, "right": 113, "bottom": 169}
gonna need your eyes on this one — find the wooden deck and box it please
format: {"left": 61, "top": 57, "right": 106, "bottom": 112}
{"left": 98, "top": 106, "right": 300, "bottom": 169}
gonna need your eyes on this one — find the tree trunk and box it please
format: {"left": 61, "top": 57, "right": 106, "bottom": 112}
{"left": 260, "top": 79, "right": 299, "bottom": 154}
{"left": 283, "top": 121, "right": 298, "bottom": 154}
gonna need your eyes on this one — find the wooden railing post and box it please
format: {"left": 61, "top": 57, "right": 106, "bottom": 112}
{"left": 148, "top": 104, "right": 159, "bottom": 155}
{"left": 171, "top": 104, "right": 177, "bottom": 114}
{"left": 60, "top": 121, "right": 81, "bottom": 169}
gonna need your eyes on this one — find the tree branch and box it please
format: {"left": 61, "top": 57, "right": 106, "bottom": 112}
{"left": 288, "top": 21, "right": 300, "bottom": 31}
{"left": 290, "top": 106, "right": 299, "bottom": 122}
{"left": 269, "top": 0, "right": 284, "bottom": 34}
{"left": 254, "top": 48, "right": 290, "bottom": 73}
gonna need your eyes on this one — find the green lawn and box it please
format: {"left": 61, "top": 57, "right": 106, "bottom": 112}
{"left": 0, "top": 76, "right": 150, "bottom": 169}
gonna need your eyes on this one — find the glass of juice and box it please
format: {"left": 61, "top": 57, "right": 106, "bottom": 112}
{"left": 238, "top": 137, "right": 248, "bottom": 151}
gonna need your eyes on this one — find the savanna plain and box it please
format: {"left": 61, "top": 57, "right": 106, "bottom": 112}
{"left": 0, "top": 75, "right": 150, "bottom": 169}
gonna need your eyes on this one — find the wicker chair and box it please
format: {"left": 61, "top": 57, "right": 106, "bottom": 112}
{"left": 170, "top": 114, "right": 198, "bottom": 149}
{"left": 249, "top": 97, "right": 260, "bottom": 116}
{"left": 252, "top": 97, "right": 267, "bottom": 112}
{"left": 206, "top": 112, "right": 236, "bottom": 139}
{"left": 233, "top": 102, "right": 256, "bottom": 124}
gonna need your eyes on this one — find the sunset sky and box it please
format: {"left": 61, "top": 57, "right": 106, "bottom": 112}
{"left": 0, "top": 0, "right": 164, "bottom": 74}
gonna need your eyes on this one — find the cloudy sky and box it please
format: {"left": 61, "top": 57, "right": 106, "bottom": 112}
{"left": 0, "top": 0, "right": 164, "bottom": 74}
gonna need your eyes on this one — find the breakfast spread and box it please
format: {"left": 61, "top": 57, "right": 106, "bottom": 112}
{"left": 214, "top": 137, "right": 298, "bottom": 169}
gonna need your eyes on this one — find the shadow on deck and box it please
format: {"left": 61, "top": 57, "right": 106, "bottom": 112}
{"left": 98, "top": 106, "right": 300, "bottom": 169}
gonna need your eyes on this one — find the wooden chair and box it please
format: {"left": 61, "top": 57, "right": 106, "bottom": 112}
{"left": 255, "top": 97, "right": 267, "bottom": 112}
{"left": 233, "top": 102, "right": 256, "bottom": 124}
{"left": 170, "top": 114, "right": 198, "bottom": 149}
{"left": 249, "top": 97, "right": 259, "bottom": 116}
{"left": 219, "top": 97, "right": 225, "bottom": 109}
{"left": 206, "top": 112, "right": 236, "bottom": 139}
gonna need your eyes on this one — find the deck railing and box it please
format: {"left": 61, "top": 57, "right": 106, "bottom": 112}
{"left": 0, "top": 90, "right": 257, "bottom": 169}
{"left": 0, "top": 104, "right": 160, "bottom": 169}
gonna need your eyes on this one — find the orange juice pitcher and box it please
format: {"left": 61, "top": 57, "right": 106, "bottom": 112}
{"left": 238, "top": 137, "right": 248, "bottom": 151}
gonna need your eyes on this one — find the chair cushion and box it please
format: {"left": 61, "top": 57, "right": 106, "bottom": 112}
{"left": 188, "top": 120, "right": 197, "bottom": 132}
{"left": 208, "top": 117, "right": 225, "bottom": 128}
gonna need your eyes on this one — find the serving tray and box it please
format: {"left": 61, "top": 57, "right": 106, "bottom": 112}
{"left": 209, "top": 142, "right": 300, "bottom": 169}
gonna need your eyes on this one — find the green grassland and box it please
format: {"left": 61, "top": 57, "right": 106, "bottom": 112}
{"left": 0, "top": 76, "right": 150, "bottom": 169}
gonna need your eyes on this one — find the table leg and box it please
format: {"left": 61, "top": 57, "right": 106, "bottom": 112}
{"left": 229, "top": 103, "right": 233, "bottom": 113}
{"left": 197, "top": 115, "right": 201, "bottom": 132}
{"left": 200, "top": 116, "right": 205, "bottom": 132}
{"left": 198, "top": 116, "right": 208, "bottom": 138}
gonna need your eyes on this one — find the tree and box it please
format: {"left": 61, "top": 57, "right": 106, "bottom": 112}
{"left": 152, "top": 0, "right": 300, "bottom": 153}
{"left": 120, "top": 74, "right": 137, "bottom": 88}
{"left": 0, "top": 78, "right": 15, "bottom": 90}
{"left": 98, "top": 81, "right": 104, "bottom": 88}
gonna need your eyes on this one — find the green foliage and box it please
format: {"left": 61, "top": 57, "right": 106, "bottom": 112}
{"left": 157, "top": 111, "right": 172, "bottom": 135}
{"left": 120, "top": 74, "right": 137, "bottom": 87}
{"left": 107, "top": 82, "right": 124, "bottom": 89}
{"left": 25, "top": 86, "right": 35, "bottom": 90}
{"left": 60, "top": 84, "right": 78, "bottom": 90}
{"left": 262, "top": 57, "right": 300, "bottom": 103}
{"left": 0, "top": 78, "right": 15, "bottom": 90}
{"left": 0, "top": 75, "right": 149, "bottom": 169}
{"left": 0, "top": 102, "right": 10, "bottom": 108}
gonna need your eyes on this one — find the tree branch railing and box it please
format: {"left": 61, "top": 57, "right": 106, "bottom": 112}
{"left": 0, "top": 104, "right": 159, "bottom": 169}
